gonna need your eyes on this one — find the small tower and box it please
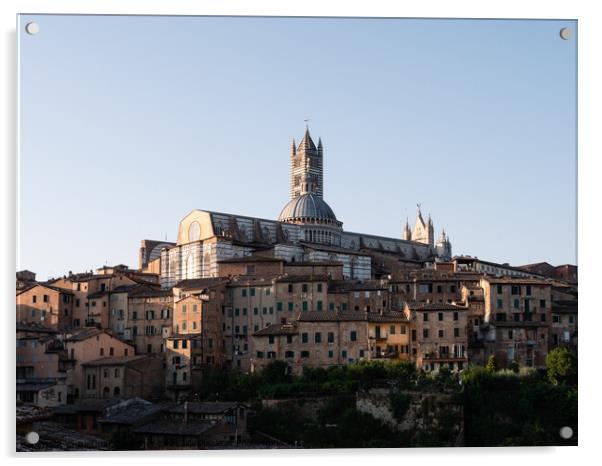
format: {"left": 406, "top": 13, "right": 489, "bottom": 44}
{"left": 436, "top": 229, "right": 452, "bottom": 261}
{"left": 403, "top": 218, "right": 412, "bottom": 241}
{"left": 427, "top": 214, "right": 435, "bottom": 248}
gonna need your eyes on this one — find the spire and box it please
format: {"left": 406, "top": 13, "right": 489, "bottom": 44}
{"left": 291, "top": 138, "right": 296, "bottom": 156}
{"left": 403, "top": 217, "right": 412, "bottom": 241}
{"left": 428, "top": 213, "right": 433, "bottom": 227}
{"left": 298, "top": 126, "right": 317, "bottom": 152}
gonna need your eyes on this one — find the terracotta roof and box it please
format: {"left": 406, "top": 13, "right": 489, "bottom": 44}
{"left": 328, "top": 279, "right": 387, "bottom": 292}
{"left": 174, "top": 277, "right": 227, "bottom": 290}
{"left": 254, "top": 323, "right": 298, "bottom": 336}
{"left": 275, "top": 274, "right": 329, "bottom": 283}
{"left": 82, "top": 355, "right": 148, "bottom": 366}
{"left": 297, "top": 311, "right": 367, "bottom": 322}
{"left": 408, "top": 302, "right": 467, "bottom": 311}
{"left": 16, "top": 322, "right": 57, "bottom": 334}
{"left": 64, "top": 328, "right": 105, "bottom": 341}
{"left": 16, "top": 282, "right": 74, "bottom": 296}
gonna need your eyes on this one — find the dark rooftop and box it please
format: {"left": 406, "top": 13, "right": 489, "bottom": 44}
{"left": 134, "top": 419, "right": 217, "bottom": 436}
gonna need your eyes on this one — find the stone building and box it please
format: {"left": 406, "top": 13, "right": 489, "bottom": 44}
{"left": 405, "top": 302, "right": 469, "bottom": 372}
{"left": 155, "top": 129, "right": 451, "bottom": 288}
{"left": 81, "top": 355, "right": 164, "bottom": 400}
{"left": 478, "top": 276, "right": 551, "bottom": 369}
{"left": 166, "top": 278, "right": 228, "bottom": 400}
{"left": 16, "top": 283, "right": 74, "bottom": 331}
{"left": 252, "top": 310, "right": 410, "bottom": 374}
{"left": 16, "top": 323, "right": 67, "bottom": 407}
{"left": 62, "top": 328, "right": 135, "bottom": 402}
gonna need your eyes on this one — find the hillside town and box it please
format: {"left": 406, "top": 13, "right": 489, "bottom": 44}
{"left": 16, "top": 130, "right": 578, "bottom": 450}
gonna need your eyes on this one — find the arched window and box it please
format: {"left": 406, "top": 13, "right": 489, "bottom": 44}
{"left": 113, "top": 386, "right": 121, "bottom": 396}
{"left": 102, "top": 387, "right": 110, "bottom": 398}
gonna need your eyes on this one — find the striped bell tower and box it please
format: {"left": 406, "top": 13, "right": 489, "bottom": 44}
{"left": 290, "top": 127, "right": 323, "bottom": 199}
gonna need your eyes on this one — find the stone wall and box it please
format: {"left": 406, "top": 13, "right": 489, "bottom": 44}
{"left": 356, "top": 388, "right": 463, "bottom": 446}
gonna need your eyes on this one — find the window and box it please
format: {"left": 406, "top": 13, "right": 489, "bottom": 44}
{"left": 423, "top": 312, "right": 428, "bottom": 322}
{"left": 496, "top": 299, "right": 503, "bottom": 309}
{"left": 341, "top": 303, "right": 347, "bottom": 311}
{"left": 75, "top": 299, "right": 80, "bottom": 307}
{"left": 350, "top": 331, "right": 357, "bottom": 341}
{"left": 182, "top": 340, "right": 188, "bottom": 349}
{"left": 317, "top": 301, "right": 323, "bottom": 311}
{"left": 317, "top": 283, "right": 323, "bottom": 292}
{"left": 266, "top": 288, "right": 271, "bottom": 295}
{"left": 43, "top": 294, "right": 49, "bottom": 303}
{"left": 277, "top": 302, "right": 283, "bottom": 311}
{"left": 526, "top": 285, "right": 532, "bottom": 295}
{"left": 314, "top": 332, "right": 322, "bottom": 343}
{"left": 423, "top": 329, "right": 429, "bottom": 338}
{"left": 302, "top": 284, "right": 308, "bottom": 293}
{"left": 246, "top": 265, "right": 256, "bottom": 275}
{"left": 301, "top": 351, "right": 310, "bottom": 358}
{"left": 268, "top": 336, "right": 274, "bottom": 344}
{"left": 508, "top": 330, "right": 514, "bottom": 339}
{"left": 302, "top": 333, "right": 308, "bottom": 343}
{"left": 553, "top": 314, "right": 560, "bottom": 323}
{"left": 173, "top": 340, "right": 179, "bottom": 349}
{"left": 454, "top": 328, "right": 460, "bottom": 337}
{"left": 438, "top": 329, "right": 444, "bottom": 338}
{"left": 328, "top": 350, "right": 334, "bottom": 358}
{"left": 114, "top": 368, "right": 120, "bottom": 377}
{"left": 511, "top": 285, "right": 520, "bottom": 295}
{"left": 302, "top": 301, "right": 308, "bottom": 311}
{"left": 540, "top": 313, "right": 546, "bottom": 322}
{"left": 411, "top": 330, "right": 416, "bottom": 341}
{"left": 109, "top": 347, "right": 114, "bottom": 356}
{"left": 100, "top": 348, "right": 104, "bottom": 356}
{"left": 453, "top": 311, "right": 459, "bottom": 321}
{"left": 540, "top": 299, "right": 546, "bottom": 308}
{"left": 250, "top": 288, "right": 256, "bottom": 297}
{"left": 254, "top": 307, "right": 258, "bottom": 315}
{"left": 569, "top": 315, "right": 575, "bottom": 324}
{"left": 103, "top": 369, "right": 109, "bottom": 378}
{"left": 389, "top": 325, "right": 396, "bottom": 335}
{"left": 341, "top": 350, "right": 347, "bottom": 358}
{"left": 438, "top": 312, "right": 443, "bottom": 321}
{"left": 285, "top": 351, "right": 294, "bottom": 358}
{"left": 327, "top": 332, "right": 334, "bottom": 343}
{"left": 288, "top": 284, "right": 293, "bottom": 293}
{"left": 262, "top": 307, "right": 267, "bottom": 315}
{"left": 288, "top": 302, "right": 294, "bottom": 311}
{"left": 242, "top": 289, "right": 247, "bottom": 297}
{"left": 496, "top": 284, "right": 503, "bottom": 294}
{"left": 286, "top": 334, "right": 293, "bottom": 343}
{"left": 513, "top": 299, "right": 520, "bottom": 309}
{"left": 329, "top": 302, "right": 335, "bottom": 311}
{"left": 32, "top": 295, "right": 37, "bottom": 303}
{"left": 513, "top": 313, "right": 520, "bottom": 322}
{"left": 256, "top": 351, "right": 264, "bottom": 358}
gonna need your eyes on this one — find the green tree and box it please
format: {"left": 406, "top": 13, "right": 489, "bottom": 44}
{"left": 486, "top": 355, "right": 497, "bottom": 373}
{"left": 546, "top": 347, "right": 577, "bottom": 385}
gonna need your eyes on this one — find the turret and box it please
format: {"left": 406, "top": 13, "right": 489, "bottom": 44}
{"left": 436, "top": 228, "right": 452, "bottom": 261}
{"left": 403, "top": 218, "right": 412, "bottom": 241}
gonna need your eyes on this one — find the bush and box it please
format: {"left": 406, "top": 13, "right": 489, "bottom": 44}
{"left": 389, "top": 391, "right": 412, "bottom": 422}
{"left": 546, "top": 347, "right": 577, "bottom": 385}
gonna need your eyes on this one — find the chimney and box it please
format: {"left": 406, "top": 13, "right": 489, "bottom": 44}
{"left": 183, "top": 401, "right": 189, "bottom": 424}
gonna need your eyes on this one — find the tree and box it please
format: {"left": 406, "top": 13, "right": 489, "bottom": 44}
{"left": 546, "top": 347, "right": 577, "bottom": 385}
{"left": 486, "top": 355, "right": 497, "bottom": 373}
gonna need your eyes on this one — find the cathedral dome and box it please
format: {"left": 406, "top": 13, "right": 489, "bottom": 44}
{"left": 278, "top": 193, "right": 338, "bottom": 224}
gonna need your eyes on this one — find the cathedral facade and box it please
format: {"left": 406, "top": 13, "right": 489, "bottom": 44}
{"left": 156, "top": 128, "right": 452, "bottom": 288}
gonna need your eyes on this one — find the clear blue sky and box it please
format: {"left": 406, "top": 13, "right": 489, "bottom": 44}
{"left": 18, "top": 15, "right": 577, "bottom": 280}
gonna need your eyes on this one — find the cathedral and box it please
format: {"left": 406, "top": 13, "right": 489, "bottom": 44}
{"left": 151, "top": 128, "right": 452, "bottom": 288}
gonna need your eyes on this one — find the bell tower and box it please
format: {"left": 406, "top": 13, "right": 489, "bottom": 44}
{"left": 290, "top": 127, "right": 323, "bottom": 199}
